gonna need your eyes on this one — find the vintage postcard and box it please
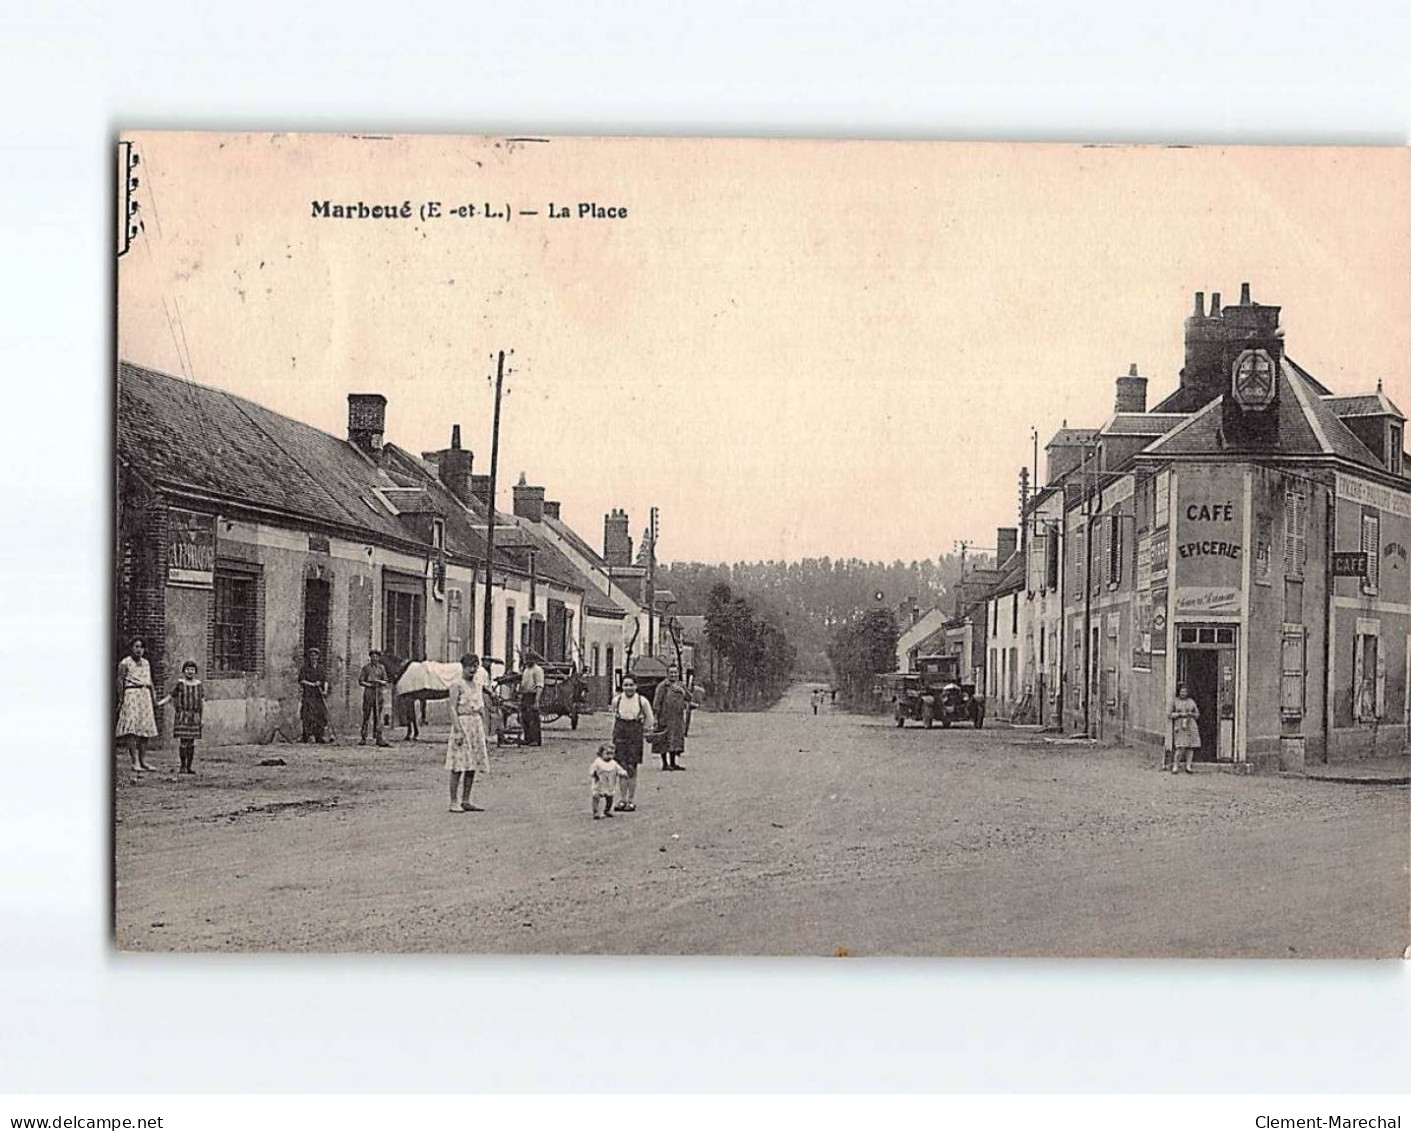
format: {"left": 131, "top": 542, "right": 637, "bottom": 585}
{"left": 114, "top": 133, "right": 1410, "bottom": 956}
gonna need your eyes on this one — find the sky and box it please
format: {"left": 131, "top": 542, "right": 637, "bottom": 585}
{"left": 117, "top": 134, "right": 1410, "bottom": 564}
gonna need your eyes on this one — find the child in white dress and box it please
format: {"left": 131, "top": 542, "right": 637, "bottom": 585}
{"left": 590, "top": 743, "right": 624, "bottom": 819}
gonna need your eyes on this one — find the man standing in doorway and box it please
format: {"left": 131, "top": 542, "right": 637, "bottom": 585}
{"left": 520, "top": 651, "right": 545, "bottom": 746}
{"left": 359, "top": 648, "right": 392, "bottom": 747}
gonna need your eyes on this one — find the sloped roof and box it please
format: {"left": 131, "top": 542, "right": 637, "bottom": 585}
{"left": 1102, "top": 412, "right": 1188, "bottom": 436}
{"left": 1139, "top": 357, "right": 1386, "bottom": 473}
{"left": 119, "top": 361, "right": 426, "bottom": 549}
{"left": 1047, "top": 427, "right": 1100, "bottom": 448}
{"left": 1323, "top": 391, "right": 1405, "bottom": 420}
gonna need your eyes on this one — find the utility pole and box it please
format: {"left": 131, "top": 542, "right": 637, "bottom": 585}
{"left": 646, "top": 506, "right": 659, "bottom": 658}
{"left": 481, "top": 349, "right": 508, "bottom": 667}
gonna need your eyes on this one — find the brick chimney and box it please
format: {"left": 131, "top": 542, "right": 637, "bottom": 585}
{"left": 1114, "top": 363, "right": 1147, "bottom": 414}
{"left": 604, "top": 509, "right": 633, "bottom": 566}
{"left": 512, "top": 473, "right": 545, "bottom": 522}
{"left": 347, "top": 393, "right": 387, "bottom": 457}
{"left": 996, "top": 527, "right": 1018, "bottom": 565}
{"left": 433, "top": 424, "right": 473, "bottom": 506}
{"left": 471, "top": 474, "right": 492, "bottom": 508}
{"left": 543, "top": 501, "right": 561, "bottom": 520}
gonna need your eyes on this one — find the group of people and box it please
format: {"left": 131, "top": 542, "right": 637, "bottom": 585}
{"left": 116, "top": 635, "right": 697, "bottom": 819}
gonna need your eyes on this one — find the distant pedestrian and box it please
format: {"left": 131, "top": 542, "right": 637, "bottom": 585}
{"left": 589, "top": 742, "right": 624, "bottom": 819}
{"left": 158, "top": 660, "right": 204, "bottom": 774}
{"left": 652, "top": 663, "right": 691, "bottom": 771}
{"left": 116, "top": 637, "right": 160, "bottom": 773}
{"left": 447, "top": 652, "right": 490, "bottom": 812}
{"left": 359, "top": 649, "right": 392, "bottom": 747}
{"left": 520, "top": 652, "right": 545, "bottom": 746}
{"left": 610, "top": 675, "right": 655, "bottom": 812}
{"left": 1169, "top": 683, "right": 1200, "bottom": 774}
{"left": 298, "top": 647, "right": 331, "bottom": 743}
{"left": 810, "top": 688, "right": 823, "bottom": 715}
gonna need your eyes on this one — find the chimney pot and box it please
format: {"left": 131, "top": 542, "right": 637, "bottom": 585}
{"left": 1210, "top": 292, "right": 1222, "bottom": 316}
{"left": 436, "top": 426, "right": 473, "bottom": 505}
{"left": 1240, "top": 282, "right": 1252, "bottom": 306}
{"left": 450, "top": 424, "right": 461, "bottom": 450}
{"left": 1194, "top": 292, "right": 1205, "bottom": 318}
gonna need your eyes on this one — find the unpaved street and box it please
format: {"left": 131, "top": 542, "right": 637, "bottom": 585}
{"left": 115, "top": 684, "right": 1409, "bottom": 957}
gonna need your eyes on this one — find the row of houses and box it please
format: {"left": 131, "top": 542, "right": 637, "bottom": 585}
{"left": 896, "top": 285, "right": 1409, "bottom": 771}
{"left": 116, "top": 362, "right": 689, "bottom": 744}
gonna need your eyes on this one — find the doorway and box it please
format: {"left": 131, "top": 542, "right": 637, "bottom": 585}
{"left": 303, "top": 577, "right": 331, "bottom": 659}
{"left": 1177, "top": 624, "right": 1238, "bottom": 762}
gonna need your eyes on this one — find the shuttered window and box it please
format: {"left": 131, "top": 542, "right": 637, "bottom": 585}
{"left": 1107, "top": 514, "right": 1123, "bottom": 587}
{"left": 1283, "top": 487, "right": 1307, "bottom": 579}
{"left": 1361, "top": 509, "right": 1380, "bottom": 594}
{"left": 1280, "top": 624, "right": 1306, "bottom": 719}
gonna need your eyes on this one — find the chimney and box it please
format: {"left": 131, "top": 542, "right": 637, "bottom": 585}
{"left": 436, "top": 424, "right": 473, "bottom": 506}
{"left": 471, "top": 474, "right": 492, "bottom": 508}
{"left": 347, "top": 393, "right": 387, "bottom": 457}
{"left": 543, "top": 500, "right": 561, "bottom": 520}
{"left": 1114, "top": 363, "right": 1148, "bottom": 414}
{"left": 1240, "top": 282, "right": 1252, "bottom": 306}
{"left": 996, "top": 527, "right": 1018, "bottom": 565}
{"left": 512, "top": 472, "right": 545, "bottom": 523}
{"left": 1181, "top": 289, "right": 1226, "bottom": 405}
{"left": 604, "top": 509, "right": 633, "bottom": 567}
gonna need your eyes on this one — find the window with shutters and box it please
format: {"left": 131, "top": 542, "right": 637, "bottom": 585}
{"left": 1155, "top": 470, "right": 1170, "bottom": 529}
{"left": 1011, "top": 592, "right": 1019, "bottom": 635}
{"left": 1280, "top": 624, "right": 1306, "bottom": 719}
{"left": 1361, "top": 509, "right": 1380, "bottom": 594}
{"left": 1106, "top": 513, "right": 1123, "bottom": 588}
{"left": 1283, "top": 487, "right": 1307, "bottom": 579}
{"left": 1046, "top": 527, "right": 1060, "bottom": 590}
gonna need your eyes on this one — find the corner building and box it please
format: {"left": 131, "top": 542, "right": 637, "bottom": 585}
{"left": 1060, "top": 287, "right": 1408, "bottom": 770}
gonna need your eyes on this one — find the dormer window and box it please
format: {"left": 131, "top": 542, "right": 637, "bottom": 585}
{"left": 432, "top": 518, "right": 446, "bottom": 550}
{"left": 1390, "top": 422, "right": 1404, "bottom": 476}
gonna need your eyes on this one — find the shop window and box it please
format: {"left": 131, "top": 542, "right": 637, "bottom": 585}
{"left": 1283, "top": 487, "right": 1307, "bottom": 579}
{"left": 213, "top": 565, "right": 260, "bottom": 674}
{"left": 1281, "top": 625, "right": 1306, "bottom": 719}
{"left": 1361, "top": 509, "right": 1380, "bottom": 594}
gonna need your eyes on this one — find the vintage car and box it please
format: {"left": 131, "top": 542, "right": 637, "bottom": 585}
{"left": 915, "top": 653, "right": 986, "bottom": 728}
{"left": 877, "top": 671, "right": 937, "bottom": 727}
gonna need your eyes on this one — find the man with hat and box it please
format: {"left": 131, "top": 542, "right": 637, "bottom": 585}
{"left": 359, "top": 647, "right": 392, "bottom": 747}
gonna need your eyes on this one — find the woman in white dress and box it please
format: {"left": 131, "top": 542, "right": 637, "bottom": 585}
{"left": 116, "top": 637, "right": 160, "bottom": 772}
{"left": 446, "top": 652, "right": 490, "bottom": 812}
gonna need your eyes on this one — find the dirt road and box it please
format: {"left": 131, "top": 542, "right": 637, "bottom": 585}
{"left": 115, "top": 684, "right": 1409, "bottom": 956}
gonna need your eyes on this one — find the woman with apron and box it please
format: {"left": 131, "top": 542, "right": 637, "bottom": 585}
{"left": 610, "top": 674, "right": 656, "bottom": 812}
{"left": 1169, "top": 682, "right": 1200, "bottom": 774}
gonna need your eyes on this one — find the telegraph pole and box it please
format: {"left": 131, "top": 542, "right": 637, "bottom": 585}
{"left": 646, "top": 506, "right": 659, "bottom": 657}
{"left": 481, "top": 350, "right": 508, "bottom": 666}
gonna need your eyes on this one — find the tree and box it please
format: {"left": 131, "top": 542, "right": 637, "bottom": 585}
{"left": 826, "top": 608, "right": 900, "bottom": 707}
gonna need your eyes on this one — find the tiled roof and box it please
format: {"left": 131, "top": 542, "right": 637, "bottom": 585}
{"left": 1323, "top": 391, "right": 1405, "bottom": 420}
{"left": 1048, "top": 427, "right": 1100, "bottom": 447}
{"left": 1102, "top": 412, "right": 1188, "bottom": 436}
{"left": 119, "top": 361, "right": 424, "bottom": 547}
{"left": 1139, "top": 358, "right": 1386, "bottom": 473}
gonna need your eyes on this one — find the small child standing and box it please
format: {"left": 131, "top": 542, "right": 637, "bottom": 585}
{"left": 589, "top": 743, "right": 623, "bottom": 820}
{"left": 158, "top": 661, "right": 205, "bottom": 775}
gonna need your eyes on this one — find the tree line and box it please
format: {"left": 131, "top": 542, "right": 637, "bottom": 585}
{"left": 659, "top": 554, "right": 987, "bottom": 677}
{"left": 697, "top": 582, "right": 796, "bottom": 710}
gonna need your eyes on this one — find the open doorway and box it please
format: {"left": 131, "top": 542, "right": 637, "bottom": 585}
{"left": 1177, "top": 624, "right": 1238, "bottom": 762}
{"left": 303, "top": 577, "right": 331, "bottom": 660}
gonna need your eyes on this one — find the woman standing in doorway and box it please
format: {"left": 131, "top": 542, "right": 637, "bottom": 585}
{"left": 610, "top": 675, "right": 655, "bottom": 811}
{"left": 446, "top": 652, "right": 490, "bottom": 812}
{"left": 298, "top": 647, "right": 331, "bottom": 743}
{"left": 1169, "top": 683, "right": 1200, "bottom": 774}
{"left": 116, "top": 637, "right": 160, "bottom": 772}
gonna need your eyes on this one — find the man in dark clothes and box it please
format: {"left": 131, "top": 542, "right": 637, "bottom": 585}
{"left": 519, "top": 652, "right": 545, "bottom": 746}
{"left": 359, "top": 648, "right": 391, "bottom": 747}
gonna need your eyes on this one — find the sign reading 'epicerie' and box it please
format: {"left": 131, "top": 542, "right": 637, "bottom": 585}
{"left": 1175, "top": 467, "right": 1245, "bottom": 608}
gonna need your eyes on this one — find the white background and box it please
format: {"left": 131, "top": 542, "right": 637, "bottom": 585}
{"left": 2, "top": 0, "right": 1409, "bottom": 1094}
